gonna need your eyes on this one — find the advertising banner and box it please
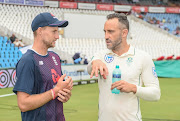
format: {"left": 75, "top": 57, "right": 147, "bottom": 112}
{"left": 149, "top": 7, "right": 165, "bottom": 13}
{"left": 0, "top": 65, "right": 96, "bottom": 88}
{"left": 132, "top": 6, "right": 148, "bottom": 12}
{"left": 78, "top": 3, "right": 96, "bottom": 10}
{"left": 25, "top": 0, "right": 44, "bottom": 6}
{"left": 96, "top": 4, "right": 113, "bottom": 11}
{"left": 0, "top": 0, "right": 4, "bottom": 3}
{"left": 114, "top": 5, "right": 131, "bottom": 12}
{"left": 5, "top": 0, "right": 24, "bottom": 4}
{"left": 166, "top": 7, "right": 180, "bottom": 13}
{"left": 0, "top": 69, "right": 16, "bottom": 89}
{"left": 59, "top": 2, "right": 77, "bottom": 9}
{"left": 45, "top": 1, "right": 58, "bottom": 8}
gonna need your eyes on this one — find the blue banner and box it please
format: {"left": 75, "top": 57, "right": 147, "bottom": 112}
{"left": 5, "top": 0, "right": 24, "bottom": 4}
{"left": 25, "top": 0, "right": 44, "bottom": 6}
{"left": 0, "top": 0, "right": 4, "bottom": 3}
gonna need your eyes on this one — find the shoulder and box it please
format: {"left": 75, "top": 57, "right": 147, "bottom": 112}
{"left": 21, "top": 50, "right": 34, "bottom": 61}
{"left": 18, "top": 50, "right": 35, "bottom": 67}
{"left": 134, "top": 48, "right": 154, "bottom": 67}
{"left": 48, "top": 51, "right": 60, "bottom": 57}
{"left": 48, "top": 51, "right": 60, "bottom": 61}
{"left": 92, "top": 49, "right": 109, "bottom": 61}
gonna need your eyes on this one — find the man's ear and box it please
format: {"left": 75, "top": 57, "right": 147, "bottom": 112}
{"left": 36, "top": 27, "right": 42, "bottom": 35}
{"left": 122, "top": 29, "right": 128, "bottom": 38}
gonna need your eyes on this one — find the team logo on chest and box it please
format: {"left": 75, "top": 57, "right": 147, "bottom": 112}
{"left": 104, "top": 55, "right": 114, "bottom": 63}
{"left": 52, "top": 56, "right": 58, "bottom": 65}
{"left": 126, "top": 57, "right": 133, "bottom": 66}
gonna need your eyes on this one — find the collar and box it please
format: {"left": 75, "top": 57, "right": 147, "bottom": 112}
{"left": 30, "top": 49, "right": 48, "bottom": 56}
{"left": 106, "top": 45, "right": 135, "bottom": 57}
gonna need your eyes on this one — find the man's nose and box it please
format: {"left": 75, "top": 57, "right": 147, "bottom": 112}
{"left": 105, "top": 33, "right": 109, "bottom": 40}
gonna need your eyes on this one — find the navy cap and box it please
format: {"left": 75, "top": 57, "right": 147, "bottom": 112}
{"left": 31, "top": 12, "right": 68, "bottom": 32}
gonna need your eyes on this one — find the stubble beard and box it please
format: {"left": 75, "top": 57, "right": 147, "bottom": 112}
{"left": 106, "top": 38, "right": 122, "bottom": 51}
{"left": 43, "top": 39, "right": 54, "bottom": 48}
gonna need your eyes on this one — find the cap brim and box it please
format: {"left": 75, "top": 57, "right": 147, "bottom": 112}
{"left": 49, "top": 20, "right": 68, "bottom": 28}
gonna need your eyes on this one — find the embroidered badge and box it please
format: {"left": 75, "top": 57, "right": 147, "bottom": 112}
{"left": 104, "top": 55, "right": 114, "bottom": 63}
{"left": 152, "top": 67, "right": 157, "bottom": 78}
{"left": 126, "top": 57, "right": 133, "bottom": 66}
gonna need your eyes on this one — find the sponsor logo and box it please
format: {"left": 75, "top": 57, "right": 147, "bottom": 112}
{"left": 152, "top": 67, "right": 157, "bottom": 78}
{"left": 50, "top": 13, "right": 57, "bottom": 19}
{"left": 104, "top": 55, "right": 114, "bottom": 63}
{"left": 52, "top": 56, "right": 58, "bottom": 65}
{"left": 39, "top": 61, "right": 43, "bottom": 65}
{"left": 50, "top": 13, "right": 55, "bottom": 17}
{"left": 51, "top": 69, "right": 60, "bottom": 83}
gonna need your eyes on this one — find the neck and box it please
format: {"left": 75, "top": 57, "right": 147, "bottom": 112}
{"left": 112, "top": 40, "right": 130, "bottom": 56}
{"left": 32, "top": 38, "right": 48, "bottom": 56}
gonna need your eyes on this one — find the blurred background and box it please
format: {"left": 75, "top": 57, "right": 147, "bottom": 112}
{"left": 0, "top": 0, "right": 180, "bottom": 121}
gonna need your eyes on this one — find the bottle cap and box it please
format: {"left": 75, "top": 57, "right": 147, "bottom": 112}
{"left": 116, "top": 65, "right": 119, "bottom": 68}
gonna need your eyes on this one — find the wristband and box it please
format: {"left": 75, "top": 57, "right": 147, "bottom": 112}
{"left": 51, "top": 89, "right": 55, "bottom": 100}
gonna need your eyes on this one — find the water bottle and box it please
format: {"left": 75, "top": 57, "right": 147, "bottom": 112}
{"left": 112, "top": 65, "right": 121, "bottom": 94}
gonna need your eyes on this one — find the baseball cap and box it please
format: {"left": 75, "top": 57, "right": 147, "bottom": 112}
{"left": 31, "top": 12, "right": 68, "bottom": 32}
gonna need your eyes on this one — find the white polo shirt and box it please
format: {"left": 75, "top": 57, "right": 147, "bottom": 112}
{"left": 87, "top": 46, "right": 161, "bottom": 121}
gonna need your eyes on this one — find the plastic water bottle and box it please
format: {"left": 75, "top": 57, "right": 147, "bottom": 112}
{"left": 112, "top": 65, "right": 121, "bottom": 94}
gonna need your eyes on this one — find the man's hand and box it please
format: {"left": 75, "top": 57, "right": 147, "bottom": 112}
{"left": 57, "top": 89, "right": 72, "bottom": 103}
{"left": 90, "top": 60, "right": 108, "bottom": 79}
{"left": 111, "top": 80, "right": 137, "bottom": 94}
{"left": 54, "top": 75, "right": 73, "bottom": 97}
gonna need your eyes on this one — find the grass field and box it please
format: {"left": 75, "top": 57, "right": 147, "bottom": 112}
{"left": 0, "top": 78, "right": 180, "bottom": 121}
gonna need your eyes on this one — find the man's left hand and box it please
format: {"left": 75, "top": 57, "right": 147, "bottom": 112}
{"left": 111, "top": 80, "right": 137, "bottom": 94}
{"left": 57, "top": 89, "right": 72, "bottom": 103}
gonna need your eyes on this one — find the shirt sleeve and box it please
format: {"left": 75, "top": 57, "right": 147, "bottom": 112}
{"left": 87, "top": 51, "right": 103, "bottom": 75}
{"left": 13, "top": 57, "right": 35, "bottom": 95}
{"left": 135, "top": 54, "right": 161, "bottom": 101}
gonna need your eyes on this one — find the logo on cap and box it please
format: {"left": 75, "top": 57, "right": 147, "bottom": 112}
{"left": 50, "top": 13, "right": 54, "bottom": 16}
{"left": 50, "top": 13, "right": 57, "bottom": 19}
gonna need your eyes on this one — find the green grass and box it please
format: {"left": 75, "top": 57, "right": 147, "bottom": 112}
{"left": 141, "top": 78, "right": 180, "bottom": 121}
{"left": 0, "top": 78, "right": 180, "bottom": 121}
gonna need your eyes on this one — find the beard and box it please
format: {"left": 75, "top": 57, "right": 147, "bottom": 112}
{"left": 106, "top": 38, "right": 122, "bottom": 50}
{"left": 43, "top": 39, "right": 55, "bottom": 48}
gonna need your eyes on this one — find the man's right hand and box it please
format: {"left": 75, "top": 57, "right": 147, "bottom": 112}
{"left": 54, "top": 74, "right": 73, "bottom": 97}
{"left": 90, "top": 60, "right": 108, "bottom": 79}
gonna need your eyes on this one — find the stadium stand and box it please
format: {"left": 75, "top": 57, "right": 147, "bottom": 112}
{"left": 143, "top": 13, "right": 180, "bottom": 37}
{"left": 64, "top": 0, "right": 178, "bottom": 6}
{"left": 129, "top": 15, "right": 180, "bottom": 59}
{"left": 0, "top": 3, "right": 180, "bottom": 65}
{"left": 0, "top": 35, "right": 22, "bottom": 68}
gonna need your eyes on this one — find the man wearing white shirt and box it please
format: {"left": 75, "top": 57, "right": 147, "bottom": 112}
{"left": 87, "top": 13, "right": 161, "bottom": 121}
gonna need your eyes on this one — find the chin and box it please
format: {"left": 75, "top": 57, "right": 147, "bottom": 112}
{"left": 107, "top": 46, "right": 112, "bottom": 49}
{"left": 51, "top": 43, "right": 56, "bottom": 47}
{"left": 48, "top": 45, "right": 55, "bottom": 48}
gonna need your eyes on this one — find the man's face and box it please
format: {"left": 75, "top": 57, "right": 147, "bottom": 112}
{"left": 104, "top": 18, "right": 122, "bottom": 50}
{"left": 41, "top": 26, "right": 59, "bottom": 48}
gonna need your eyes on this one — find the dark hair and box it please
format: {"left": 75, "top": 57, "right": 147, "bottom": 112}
{"left": 107, "top": 13, "right": 129, "bottom": 31}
